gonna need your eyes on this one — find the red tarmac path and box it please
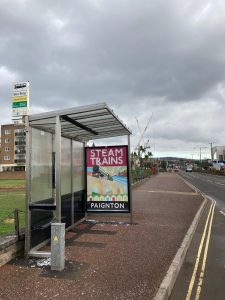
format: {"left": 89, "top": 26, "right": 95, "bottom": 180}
{"left": 0, "top": 173, "right": 203, "bottom": 300}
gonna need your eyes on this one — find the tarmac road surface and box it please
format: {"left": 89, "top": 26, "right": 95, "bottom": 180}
{"left": 179, "top": 171, "right": 225, "bottom": 210}
{"left": 170, "top": 171, "right": 225, "bottom": 300}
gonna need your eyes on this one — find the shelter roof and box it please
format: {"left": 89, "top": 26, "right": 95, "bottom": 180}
{"left": 28, "top": 103, "right": 131, "bottom": 142}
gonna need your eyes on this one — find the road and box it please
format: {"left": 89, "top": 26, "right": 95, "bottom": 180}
{"left": 170, "top": 171, "right": 225, "bottom": 300}
{"left": 179, "top": 171, "right": 225, "bottom": 210}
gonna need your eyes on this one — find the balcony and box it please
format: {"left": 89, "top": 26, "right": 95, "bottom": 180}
{"left": 15, "top": 141, "right": 26, "bottom": 146}
{"left": 15, "top": 136, "right": 26, "bottom": 140}
{"left": 15, "top": 150, "right": 26, "bottom": 155}
{"left": 15, "top": 132, "right": 26, "bottom": 137}
{"left": 15, "top": 159, "right": 26, "bottom": 164}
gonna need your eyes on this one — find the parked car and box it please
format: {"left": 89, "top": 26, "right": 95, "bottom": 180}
{"left": 212, "top": 160, "right": 225, "bottom": 171}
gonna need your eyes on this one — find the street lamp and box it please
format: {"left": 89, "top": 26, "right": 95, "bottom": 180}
{"left": 209, "top": 142, "right": 215, "bottom": 163}
{"left": 200, "top": 147, "right": 207, "bottom": 164}
{"left": 194, "top": 146, "right": 207, "bottom": 164}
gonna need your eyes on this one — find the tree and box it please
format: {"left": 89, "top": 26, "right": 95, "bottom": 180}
{"left": 160, "top": 160, "right": 167, "bottom": 171}
{"left": 132, "top": 146, "right": 152, "bottom": 168}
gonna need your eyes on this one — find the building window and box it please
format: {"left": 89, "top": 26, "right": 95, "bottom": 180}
{"left": 5, "top": 138, "right": 11, "bottom": 143}
{"left": 5, "top": 129, "right": 11, "bottom": 134}
{"left": 5, "top": 147, "right": 10, "bottom": 151}
{"left": 4, "top": 156, "right": 10, "bottom": 161}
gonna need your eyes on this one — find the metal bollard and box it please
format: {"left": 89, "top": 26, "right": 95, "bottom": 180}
{"left": 51, "top": 223, "right": 65, "bottom": 271}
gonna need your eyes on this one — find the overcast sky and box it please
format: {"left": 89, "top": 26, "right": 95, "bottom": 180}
{"left": 1, "top": 0, "right": 225, "bottom": 159}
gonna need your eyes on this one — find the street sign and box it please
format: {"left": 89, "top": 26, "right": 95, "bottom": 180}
{"left": 12, "top": 81, "right": 29, "bottom": 120}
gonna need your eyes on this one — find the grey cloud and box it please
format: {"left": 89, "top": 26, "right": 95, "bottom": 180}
{"left": 1, "top": 0, "right": 225, "bottom": 105}
{"left": 1, "top": 0, "right": 225, "bottom": 157}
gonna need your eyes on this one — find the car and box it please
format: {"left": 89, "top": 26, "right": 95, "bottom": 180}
{"left": 186, "top": 165, "right": 193, "bottom": 172}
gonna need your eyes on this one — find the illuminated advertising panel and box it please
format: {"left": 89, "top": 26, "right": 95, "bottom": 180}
{"left": 86, "top": 146, "right": 130, "bottom": 212}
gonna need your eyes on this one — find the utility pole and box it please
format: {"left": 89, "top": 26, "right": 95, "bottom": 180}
{"left": 209, "top": 142, "right": 215, "bottom": 163}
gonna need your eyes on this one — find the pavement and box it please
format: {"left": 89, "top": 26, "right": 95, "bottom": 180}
{"left": 0, "top": 173, "right": 204, "bottom": 300}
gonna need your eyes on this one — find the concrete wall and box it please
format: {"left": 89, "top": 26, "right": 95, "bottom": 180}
{"left": 0, "top": 236, "right": 24, "bottom": 268}
{"left": 0, "top": 171, "right": 25, "bottom": 179}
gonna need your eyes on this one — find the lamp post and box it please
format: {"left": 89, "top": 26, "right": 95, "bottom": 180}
{"left": 194, "top": 146, "right": 207, "bottom": 165}
{"left": 209, "top": 142, "right": 215, "bottom": 163}
{"left": 200, "top": 146, "right": 207, "bottom": 164}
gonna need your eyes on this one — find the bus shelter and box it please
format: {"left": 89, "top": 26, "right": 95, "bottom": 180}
{"left": 25, "top": 103, "right": 132, "bottom": 257}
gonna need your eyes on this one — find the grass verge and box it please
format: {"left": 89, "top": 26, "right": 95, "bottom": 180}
{"left": 0, "top": 179, "right": 25, "bottom": 188}
{"left": 0, "top": 191, "right": 25, "bottom": 236}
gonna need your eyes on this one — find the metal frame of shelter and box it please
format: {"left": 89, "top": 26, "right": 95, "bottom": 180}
{"left": 25, "top": 103, "right": 132, "bottom": 257}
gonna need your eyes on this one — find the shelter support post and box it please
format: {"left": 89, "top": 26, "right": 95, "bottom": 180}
{"left": 51, "top": 116, "right": 65, "bottom": 271}
{"left": 25, "top": 115, "right": 31, "bottom": 256}
{"left": 55, "top": 116, "right": 61, "bottom": 222}
{"left": 127, "top": 134, "right": 133, "bottom": 224}
{"left": 71, "top": 139, "right": 74, "bottom": 226}
{"left": 84, "top": 141, "right": 87, "bottom": 218}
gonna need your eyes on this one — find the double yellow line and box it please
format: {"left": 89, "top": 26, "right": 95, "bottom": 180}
{"left": 186, "top": 199, "right": 216, "bottom": 300}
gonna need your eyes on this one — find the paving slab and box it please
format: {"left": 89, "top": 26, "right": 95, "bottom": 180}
{"left": 0, "top": 173, "right": 203, "bottom": 300}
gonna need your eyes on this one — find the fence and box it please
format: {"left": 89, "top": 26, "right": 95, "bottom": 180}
{"left": 131, "top": 167, "right": 153, "bottom": 184}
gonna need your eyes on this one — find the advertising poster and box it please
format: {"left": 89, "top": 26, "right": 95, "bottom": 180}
{"left": 86, "top": 146, "right": 130, "bottom": 212}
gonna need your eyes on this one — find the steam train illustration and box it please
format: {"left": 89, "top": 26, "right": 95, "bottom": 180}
{"left": 92, "top": 165, "right": 113, "bottom": 181}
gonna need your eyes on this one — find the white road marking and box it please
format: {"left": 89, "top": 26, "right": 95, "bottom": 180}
{"left": 220, "top": 210, "right": 225, "bottom": 217}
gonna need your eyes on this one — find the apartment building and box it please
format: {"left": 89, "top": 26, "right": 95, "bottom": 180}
{"left": 212, "top": 146, "right": 225, "bottom": 161}
{"left": 0, "top": 124, "right": 26, "bottom": 171}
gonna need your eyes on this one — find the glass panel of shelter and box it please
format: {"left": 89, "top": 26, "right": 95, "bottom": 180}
{"left": 29, "top": 128, "right": 86, "bottom": 250}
